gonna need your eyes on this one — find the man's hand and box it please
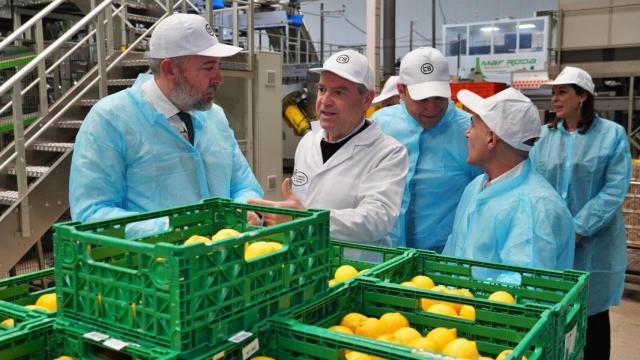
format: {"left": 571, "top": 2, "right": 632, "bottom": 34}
{"left": 575, "top": 233, "right": 583, "bottom": 244}
{"left": 248, "top": 178, "right": 305, "bottom": 226}
{"left": 246, "top": 211, "right": 262, "bottom": 225}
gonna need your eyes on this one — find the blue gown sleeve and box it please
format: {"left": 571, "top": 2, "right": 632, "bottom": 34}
{"left": 574, "top": 128, "right": 631, "bottom": 236}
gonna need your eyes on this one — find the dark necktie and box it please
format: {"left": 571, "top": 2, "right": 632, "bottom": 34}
{"left": 177, "top": 111, "right": 195, "bottom": 145}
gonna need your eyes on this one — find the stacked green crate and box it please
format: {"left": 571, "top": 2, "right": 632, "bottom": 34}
{"left": 368, "top": 250, "right": 588, "bottom": 360}
{"left": 0, "top": 268, "right": 56, "bottom": 315}
{"left": 217, "top": 279, "right": 554, "bottom": 359}
{"left": 47, "top": 319, "right": 179, "bottom": 360}
{"left": 0, "top": 308, "right": 54, "bottom": 360}
{"left": 53, "top": 197, "right": 331, "bottom": 358}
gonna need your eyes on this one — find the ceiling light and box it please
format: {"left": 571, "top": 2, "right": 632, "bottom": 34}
{"left": 518, "top": 23, "right": 536, "bottom": 29}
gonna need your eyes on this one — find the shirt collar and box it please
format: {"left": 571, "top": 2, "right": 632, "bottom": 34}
{"left": 141, "top": 77, "right": 183, "bottom": 119}
{"left": 314, "top": 119, "right": 368, "bottom": 143}
{"left": 483, "top": 160, "right": 526, "bottom": 189}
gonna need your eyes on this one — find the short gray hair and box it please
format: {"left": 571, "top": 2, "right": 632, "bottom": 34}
{"left": 148, "top": 56, "right": 189, "bottom": 74}
{"left": 356, "top": 83, "right": 368, "bottom": 96}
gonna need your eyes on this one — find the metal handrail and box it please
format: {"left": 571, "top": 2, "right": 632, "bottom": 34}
{"left": 0, "top": 0, "right": 114, "bottom": 98}
{"left": 0, "top": 0, "right": 66, "bottom": 51}
{"left": 0, "top": 6, "right": 126, "bottom": 116}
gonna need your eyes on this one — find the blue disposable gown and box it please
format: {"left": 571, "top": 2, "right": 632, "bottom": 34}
{"left": 372, "top": 100, "right": 481, "bottom": 249}
{"left": 69, "top": 74, "right": 263, "bottom": 225}
{"left": 443, "top": 159, "right": 575, "bottom": 280}
{"left": 530, "top": 118, "right": 631, "bottom": 315}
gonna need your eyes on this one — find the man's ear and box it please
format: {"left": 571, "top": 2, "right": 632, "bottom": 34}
{"left": 363, "top": 89, "right": 375, "bottom": 108}
{"left": 487, "top": 131, "right": 499, "bottom": 150}
{"left": 159, "top": 58, "right": 179, "bottom": 81}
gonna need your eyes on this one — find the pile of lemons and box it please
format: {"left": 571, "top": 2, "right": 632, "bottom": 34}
{"left": 0, "top": 292, "right": 57, "bottom": 328}
{"left": 329, "top": 312, "right": 526, "bottom": 360}
{"left": 183, "top": 228, "right": 283, "bottom": 260}
{"left": 327, "top": 265, "right": 370, "bottom": 286}
{"left": 398, "top": 275, "right": 516, "bottom": 321}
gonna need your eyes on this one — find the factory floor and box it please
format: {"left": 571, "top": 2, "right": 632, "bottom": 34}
{"left": 611, "top": 282, "right": 640, "bottom": 359}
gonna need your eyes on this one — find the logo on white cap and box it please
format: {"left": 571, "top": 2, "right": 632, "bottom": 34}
{"left": 457, "top": 88, "right": 541, "bottom": 152}
{"left": 336, "top": 55, "right": 350, "bottom": 64}
{"left": 309, "top": 49, "right": 375, "bottom": 90}
{"left": 421, "top": 63, "right": 434, "bottom": 75}
{"left": 205, "top": 24, "right": 214, "bottom": 36}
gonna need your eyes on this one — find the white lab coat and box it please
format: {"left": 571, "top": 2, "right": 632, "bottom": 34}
{"left": 291, "top": 121, "right": 408, "bottom": 247}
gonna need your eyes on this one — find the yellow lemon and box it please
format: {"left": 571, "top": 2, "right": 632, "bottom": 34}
{"left": 442, "top": 338, "right": 480, "bottom": 359}
{"left": 407, "top": 337, "right": 439, "bottom": 352}
{"left": 458, "top": 305, "right": 476, "bottom": 321}
{"left": 379, "top": 312, "right": 409, "bottom": 333}
{"left": 400, "top": 281, "right": 418, "bottom": 288}
{"left": 54, "top": 357, "right": 74, "bottom": 360}
{"left": 489, "top": 291, "right": 516, "bottom": 304}
{"left": 267, "top": 242, "right": 283, "bottom": 250}
{"left": 341, "top": 312, "right": 369, "bottom": 332}
{"left": 345, "top": 352, "right": 372, "bottom": 360}
{"left": 425, "top": 327, "right": 457, "bottom": 351}
{"left": 211, "top": 228, "right": 241, "bottom": 241}
{"left": 393, "top": 327, "right": 422, "bottom": 345}
{"left": 250, "top": 357, "right": 274, "bottom": 360}
{"left": 456, "top": 288, "right": 475, "bottom": 298}
{"left": 420, "top": 297, "right": 440, "bottom": 311}
{"left": 24, "top": 304, "right": 47, "bottom": 311}
{"left": 35, "top": 293, "right": 57, "bottom": 312}
{"left": 328, "top": 325, "right": 354, "bottom": 334}
{"left": 1, "top": 318, "right": 15, "bottom": 328}
{"left": 355, "top": 318, "right": 386, "bottom": 339}
{"left": 245, "top": 241, "right": 274, "bottom": 260}
{"left": 376, "top": 334, "right": 401, "bottom": 344}
{"left": 410, "top": 275, "right": 435, "bottom": 289}
{"left": 183, "top": 235, "right": 211, "bottom": 245}
{"left": 497, "top": 349, "right": 528, "bottom": 360}
{"left": 328, "top": 279, "right": 337, "bottom": 286}
{"left": 426, "top": 303, "right": 457, "bottom": 317}
{"left": 479, "top": 357, "right": 495, "bottom": 360}
{"left": 335, "top": 265, "right": 358, "bottom": 282}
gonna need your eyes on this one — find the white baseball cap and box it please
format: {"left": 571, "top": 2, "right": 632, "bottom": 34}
{"left": 149, "top": 13, "right": 242, "bottom": 58}
{"left": 310, "top": 49, "right": 375, "bottom": 90}
{"left": 458, "top": 88, "right": 541, "bottom": 152}
{"left": 542, "top": 66, "right": 595, "bottom": 95}
{"left": 398, "top": 47, "right": 451, "bottom": 100}
{"left": 372, "top": 76, "right": 399, "bottom": 104}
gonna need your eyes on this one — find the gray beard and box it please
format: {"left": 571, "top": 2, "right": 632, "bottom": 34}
{"left": 169, "top": 74, "right": 218, "bottom": 112}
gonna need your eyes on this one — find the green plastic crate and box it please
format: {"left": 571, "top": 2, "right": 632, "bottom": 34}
{"left": 0, "top": 315, "right": 54, "bottom": 360}
{"left": 329, "top": 240, "right": 412, "bottom": 287}
{"left": 0, "top": 268, "right": 56, "bottom": 317}
{"left": 48, "top": 319, "right": 179, "bottom": 360}
{"left": 53, "top": 197, "right": 331, "bottom": 357}
{"left": 368, "top": 250, "right": 588, "bottom": 360}
{"left": 254, "top": 279, "right": 555, "bottom": 359}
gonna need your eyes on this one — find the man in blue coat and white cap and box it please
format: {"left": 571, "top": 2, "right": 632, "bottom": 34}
{"left": 69, "top": 13, "right": 263, "bottom": 232}
{"left": 443, "top": 88, "right": 575, "bottom": 279}
{"left": 372, "top": 47, "right": 481, "bottom": 250}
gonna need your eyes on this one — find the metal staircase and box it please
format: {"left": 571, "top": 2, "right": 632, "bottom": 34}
{"left": 0, "top": 0, "right": 184, "bottom": 275}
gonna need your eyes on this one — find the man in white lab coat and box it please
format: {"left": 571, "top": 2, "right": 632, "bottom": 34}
{"left": 250, "top": 49, "right": 408, "bottom": 248}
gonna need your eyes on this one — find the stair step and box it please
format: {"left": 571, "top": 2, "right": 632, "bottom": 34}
{"left": 34, "top": 142, "right": 74, "bottom": 152}
{"left": 79, "top": 99, "right": 98, "bottom": 107}
{"left": 114, "top": 0, "right": 149, "bottom": 10}
{"left": 0, "top": 190, "right": 18, "bottom": 206}
{"left": 108, "top": 78, "right": 136, "bottom": 87}
{"left": 7, "top": 166, "right": 50, "bottom": 178}
{"left": 57, "top": 120, "right": 83, "bottom": 129}
{"left": 127, "top": 13, "right": 159, "bottom": 23}
{"left": 121, "top": 58, "right": 148, "bottom": 67}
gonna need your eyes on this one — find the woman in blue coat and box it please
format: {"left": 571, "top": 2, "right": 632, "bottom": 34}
{"left": 530, "top": 66, "right": 631, "bottom": 360}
